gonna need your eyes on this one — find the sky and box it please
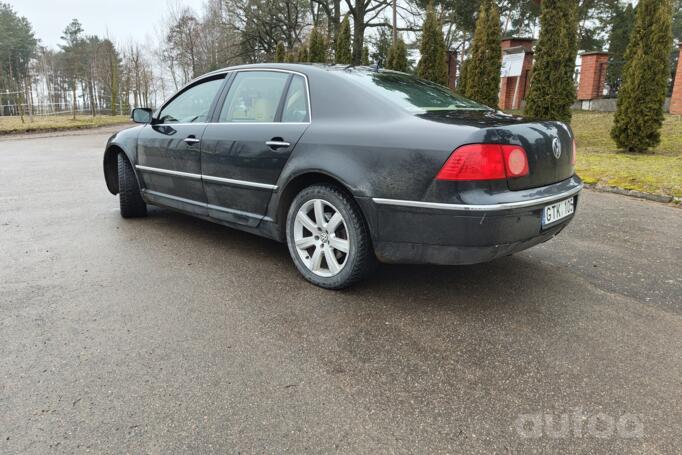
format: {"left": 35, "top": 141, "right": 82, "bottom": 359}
{"left": 8, "top": 0, "right": 206, "bottom": 49}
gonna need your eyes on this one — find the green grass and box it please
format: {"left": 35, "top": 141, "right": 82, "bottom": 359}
{"left": 0, "top": 115, "right": 131, "bottom": 135}
{"left": 571, "top": 111, "right": 682, "bottom": 197}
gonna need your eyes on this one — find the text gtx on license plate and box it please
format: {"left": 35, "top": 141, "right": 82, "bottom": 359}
{"left": 542, "top": 197, "right": 575, "bottom": 227}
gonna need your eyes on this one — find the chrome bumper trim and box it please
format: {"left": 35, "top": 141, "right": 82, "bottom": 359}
{"left": 372, "top": 184, "right": 583, "bottom": 212}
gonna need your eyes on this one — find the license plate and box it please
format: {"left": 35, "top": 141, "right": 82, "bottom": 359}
{"left": 542, "top": 197, "right": 575, "bottom": 227}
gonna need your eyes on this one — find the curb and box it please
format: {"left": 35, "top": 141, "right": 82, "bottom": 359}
{"left": 584, "top": 183, "right": 680, "bottom": 206}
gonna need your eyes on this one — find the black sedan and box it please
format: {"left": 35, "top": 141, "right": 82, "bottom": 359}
{"left": 103, "top": 64, "right": 582, "bottom": 289}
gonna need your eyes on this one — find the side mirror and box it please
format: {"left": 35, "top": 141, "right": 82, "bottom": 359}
{"left": 131, "top": 107, "right": 153, "bottom": 124}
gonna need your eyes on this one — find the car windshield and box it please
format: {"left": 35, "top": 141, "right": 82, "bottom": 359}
{"left": 343, "top": 70, "right": 491, "bottom": 113}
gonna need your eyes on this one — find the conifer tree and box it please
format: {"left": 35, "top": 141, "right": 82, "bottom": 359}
{"left": 524, "top": 0, "right": 579, "bottom": 123}
{"left": 275, "top": 42, "right": 285, "bottom": 63}
{"left": 458, "top": 58, "right": 471, "bottom": 94}
{"left": 361, "top": 46, "right": 370, "bottom": 65}
{"left": 335, "top": 16, "right": 352, "bottom": 64}
{"left": 309, "top": 27, "right": 327, "bottom": 63}
{"left": 417, "top": 4, "right": 448, "bottom": 85}
{"left": 606, "top": 3, "right": 636, "bottom": 93}
{"left": 463, "top": 0, "right": 502, "bottom": 107}
{"left": 611, "top": 0, "right": 673, "bottom": 152}
{"left": 372, "top": 28, "right": 392, "bottom": 66}
{"left": 386, "top": 35, "right": 409, "bottom": 72}
{"left": 297, "top": 45, "right": 309, "bottom": 62}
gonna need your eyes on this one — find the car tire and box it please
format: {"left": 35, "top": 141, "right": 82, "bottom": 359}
{"left": 117, "top": 153, "right": 147, "bottom": 218}
{"left": 286, "top": 184, "right": 376, "bottom": 289}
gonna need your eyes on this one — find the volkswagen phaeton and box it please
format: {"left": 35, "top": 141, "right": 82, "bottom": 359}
{"left": 103, "top": 64, "right": 582, "bottom": 289}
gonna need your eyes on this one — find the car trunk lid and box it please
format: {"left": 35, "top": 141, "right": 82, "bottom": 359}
{"left": 495, "top": 120, "right": 575, "bottom": 190}
{"left": 418, "top": 110, "right": 575, "bottom": 190}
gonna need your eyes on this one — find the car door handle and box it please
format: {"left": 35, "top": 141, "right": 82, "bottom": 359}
{"left": 265, "top": 140, "right": 291, "bottom": 149}
{"left": 184, "top": 136, "right": 201, "bottom": 145}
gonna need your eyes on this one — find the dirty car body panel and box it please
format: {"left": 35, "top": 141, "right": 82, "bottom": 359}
{"left": 104, "top": 64, "right": 582, "bottom": 266}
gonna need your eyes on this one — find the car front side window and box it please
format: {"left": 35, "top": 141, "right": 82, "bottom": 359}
{"left": 158, "top": 77, "right": 224, "bottom": 124}
{"left": 219, "top": 71, "right": 289, "bottom": 123}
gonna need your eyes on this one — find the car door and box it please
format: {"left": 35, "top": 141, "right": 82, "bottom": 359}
{"left": 135, "top": 75, "right": 225, "bottom": 214}
{"left": 200, "top": 70, "right": 310, "bottom": 226}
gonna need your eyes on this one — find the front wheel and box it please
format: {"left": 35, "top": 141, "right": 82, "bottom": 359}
{"left": 286, "top": 184, "right": 376, "bottom": 289}
{"left": 117, "top": 154, "right": 147, "bottom": 218}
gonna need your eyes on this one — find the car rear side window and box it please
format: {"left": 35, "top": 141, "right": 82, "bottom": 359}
{"left": 219, "top": 71, "right": 289, "bottom": 123}
{"left": 158, "top": 77, "right": 224, "bottom": 124}
{"left": 282, "top": 75, "right": 310, "bottom": 123}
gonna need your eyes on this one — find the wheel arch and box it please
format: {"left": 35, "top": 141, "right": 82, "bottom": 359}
{"left": 271, "top": 171, "right": 373, "bottom": 242}
{"left": 103, "top": 144, "right": 138, "bottom": 195}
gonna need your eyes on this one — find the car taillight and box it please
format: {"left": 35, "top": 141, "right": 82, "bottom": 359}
{"left": 502, "top": 145, "right": 529, "bottom": 178}
{"left": 571, "top": 139, "right": 577, "bottom": 166}
{"left": 436, "top": 144, "right": 529, "bottom": 181}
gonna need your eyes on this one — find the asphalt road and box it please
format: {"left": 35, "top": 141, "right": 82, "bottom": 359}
{"left": 1, "top": 127, "right": 681, "bottom": 454}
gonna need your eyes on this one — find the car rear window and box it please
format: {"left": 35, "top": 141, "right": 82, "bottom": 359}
{"left": 342, "top": 70, "right": 489, "bottom": 113}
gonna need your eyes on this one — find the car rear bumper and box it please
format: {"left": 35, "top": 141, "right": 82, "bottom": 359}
{"left": 358, "top": 177, "right": 582, "bottom": 265}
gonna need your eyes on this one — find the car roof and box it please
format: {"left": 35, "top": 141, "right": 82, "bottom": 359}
{"left": 203, "top": 63, "right": 403, "bottom": 79}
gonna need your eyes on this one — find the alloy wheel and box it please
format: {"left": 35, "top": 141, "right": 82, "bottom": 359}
{"left": 293, "top": 198, "right": 350, "bottom": 277}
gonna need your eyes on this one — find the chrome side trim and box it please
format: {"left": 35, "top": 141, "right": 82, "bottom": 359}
{"left": 202, "top": 175, "right": 278, "bottom": 190}
{"left": 154, "top": 68, "right": 312, "bottom": 125}
{"left": 135, "top": 165, "right": 277, "bottom": 190}
{"left": 136, "top": 165, "right": 201, "bottom": 180}
{"left": 372, "top": 184, "right": 583, "bottom": 212}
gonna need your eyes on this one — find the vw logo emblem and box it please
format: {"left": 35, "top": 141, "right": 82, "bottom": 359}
{"left": 552, "top": 137, "right": 562, "bottom": 159}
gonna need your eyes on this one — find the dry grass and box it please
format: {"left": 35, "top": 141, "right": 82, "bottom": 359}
{"left": 0, "top": 115, "right": 131, "bottom": 135}
{"left": 571, "top": 111, "right": 682, "bottom": 197}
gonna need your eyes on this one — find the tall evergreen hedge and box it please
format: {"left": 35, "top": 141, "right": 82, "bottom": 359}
{"left": 309, "top": 27, "right": 326, "bottom": 63}
{"left": 458, "top": 58, "right": 470, "bottom": 94}
{"left": 335, "top": 16, "right": 352, "bottom": 64}
{"left": 463, "top": 0, "right": 502, "bottom": 107}
{"left": 387, "top": 35, "right": 409, "bottom": 72}
{"left": 606, "top": 3, "right": 636, "bottom": 94}
{"left": 417, "top": 4, "right": 448, "bottom": 85}
{"left": 274, "top": 42, "right": 285, "bottom": 63}
{"left": 524, "top": 0, "right": 578, "bottom": 123}
{"left": 611, "top": 0, "right": 673, "bottom": 152}
{"left": 297, "top": 46, "right": 309, "bottom": 63}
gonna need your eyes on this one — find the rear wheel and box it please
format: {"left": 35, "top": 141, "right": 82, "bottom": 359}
{"left": 286, "top": 184, "right": 375, "bottom": 289}
{"left": 117, "top": 154, "right": 147, "bottom": 218}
